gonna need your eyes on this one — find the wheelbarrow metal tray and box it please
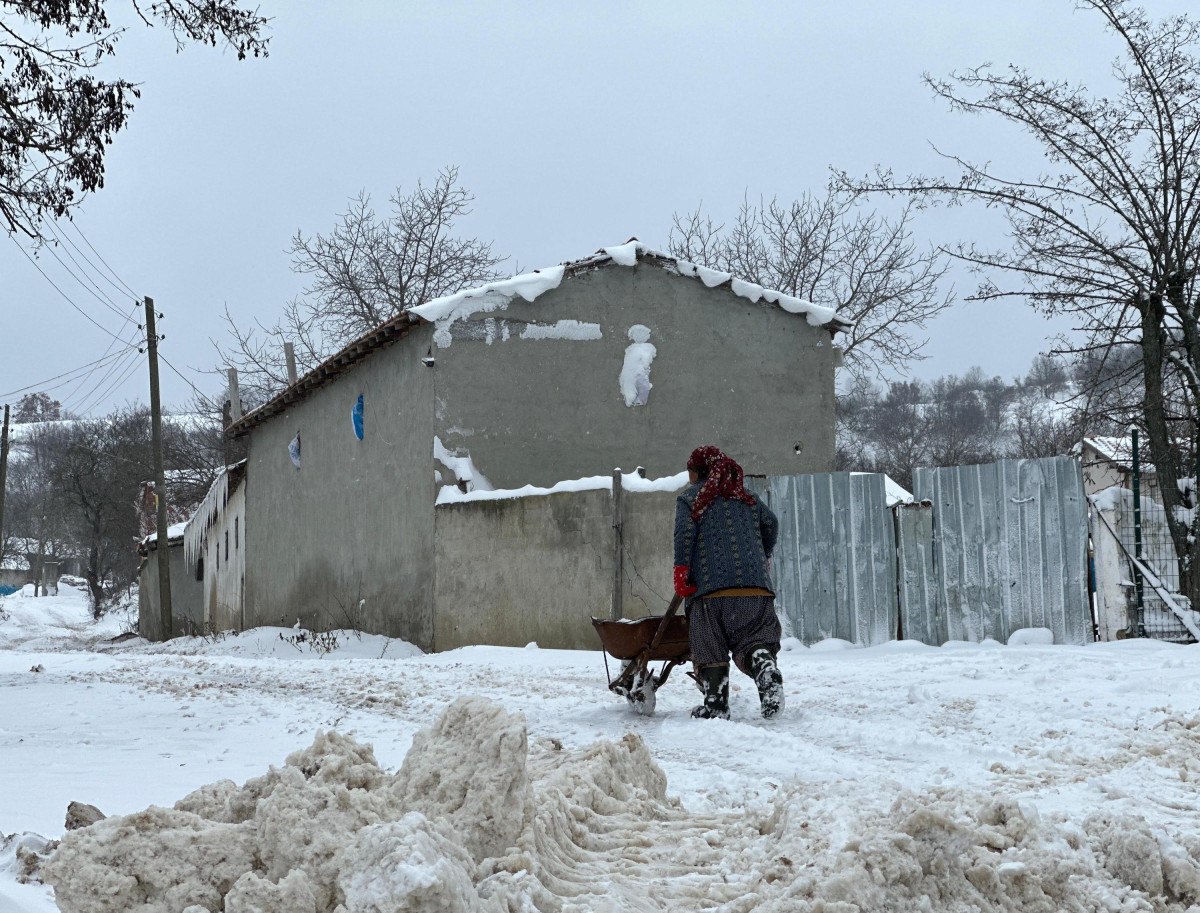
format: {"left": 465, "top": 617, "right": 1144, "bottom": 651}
{"left": 592, "top": 615, "right": 689, "bottom": 661}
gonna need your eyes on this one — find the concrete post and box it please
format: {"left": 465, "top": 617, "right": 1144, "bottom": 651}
{"left": 284, "top": 342, "right": 298, "bottom": 386}
{"left": 611, "top": 468, "right": 624, "bottom": 621}
{"left": 40, "top": 559, "right": 59, "bottom": 597}
{"left": 227, "top": 368, "right": 243, "bottom": 421}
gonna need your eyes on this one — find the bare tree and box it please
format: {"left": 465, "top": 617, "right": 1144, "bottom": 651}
{"left": 0, "top": 0, "right": 269, "bottom": 239}
{"left": 669, "top": 187, "right": 952, "bottom": 382}
{"left": 1010, "top": 387, "right": 1087, "bottom": 459}
{"left": 845, "top": 0, "right": 1200, "bottom": 614}
{"left": 46, "top": 410, "right": 154, "bottom": 613}
{"left": 216, "top": 167, "right": 505, "bottom": 407}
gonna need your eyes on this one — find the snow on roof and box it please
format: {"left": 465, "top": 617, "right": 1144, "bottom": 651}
{"left": 183, "top": 461, "right": 247, "bottom": 567}
{"left": 229, "top": 239, "right": 849, "bottom": 438}
{"left": 436, "top": 470, "right": 689, "bottom": 506}
{"left": 143, "top": 523, "right": 187, "bottom": 547}
{"left": 410, "top": 240, "right": 849, "bottom": 339}
{"left": 1082, "top": 437, "right": 1137, "bottom": 469}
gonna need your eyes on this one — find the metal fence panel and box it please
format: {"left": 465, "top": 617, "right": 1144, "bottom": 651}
{"left": 915, "top": 456, "right": 1090, "bottom": 645}
{"left": 763, "top": 472, "right": 898, "bottom": 645}
{"left": 1108, "top": 488, "right": 1193, "bottom": 641}
{"left": 895, "top": 502, "right": 940, "bottom": 644}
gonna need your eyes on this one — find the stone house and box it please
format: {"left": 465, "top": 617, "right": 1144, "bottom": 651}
{"left": 218, "top": 241, "right": 848, "bottom": 649}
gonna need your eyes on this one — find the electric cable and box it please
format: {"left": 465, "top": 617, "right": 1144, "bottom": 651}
{"left": 7, "top": 235, "right": 137, "bottom": 347}
{"left": 66, "top": 220, "right": 141, "bottom": 300}
{"left": 0, "top": 349, "right": 132, "bottom": 400}
{"left": 63, "top": 345, "right": 143, "bottom": 416}
{"left": 59, "top": 321, "right": 146, "bottom": 410}
{"left": 35, "top": 228, "right": 137, "bottom": 326}
{"left": 46, "top": 220, "right": 140, "bottom": 305}
{"left": 158, "top": 353, "right": 223, "bottom": 412}
{"left": 76, "top": 350, "right": 146, "bottom": 416}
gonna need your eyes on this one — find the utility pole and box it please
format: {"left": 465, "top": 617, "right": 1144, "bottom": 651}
{"left": 144, "top": 297, "right": 173, "bottom": 639}
{"left": 0, "top": 404, "right": 9, "bottom": 570}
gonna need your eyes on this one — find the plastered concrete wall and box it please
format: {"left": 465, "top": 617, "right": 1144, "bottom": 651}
{"left": 0, "top": 569, "right": 29, "bottom": 588}
{"left": 138, "top": 543, "right": 205, "bottom": 639}
{"left": 432, "top": 487, "right": 681, "bottom": 651}
{"left": 242, "top": 324, "right": 438, "bottom": 647}
{"left": 432, "top": 264, "right": 836, "bottom": 489}
{"left": 201, "top": 481, "right": 246, "bottom": 632}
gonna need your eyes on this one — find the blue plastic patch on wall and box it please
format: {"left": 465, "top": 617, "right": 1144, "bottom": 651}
{"left": 288, "top": 432, "right": 302, "bottom": 469}
{"left": 352, "top": 394, "right": 364, "bottom": 440}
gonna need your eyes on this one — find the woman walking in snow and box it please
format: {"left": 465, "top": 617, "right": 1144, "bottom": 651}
{"left": 673, "top": 445, "right": 784, "bottom": 720}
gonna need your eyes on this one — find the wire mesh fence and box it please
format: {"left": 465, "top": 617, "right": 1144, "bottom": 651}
{"left": 1116, "top": 486, "right": 1197, "bottom": 641}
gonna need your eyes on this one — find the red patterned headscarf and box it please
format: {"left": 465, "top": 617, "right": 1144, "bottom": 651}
{"left": 687, "top": 445, "right": 757, "bottom": 520}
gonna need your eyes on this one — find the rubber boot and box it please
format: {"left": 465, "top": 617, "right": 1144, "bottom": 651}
{"left": 748, "top": 647, "right": 785, "bottom": 719}
{"left": 690, "top": 664, "right": 730, "bottom": 720}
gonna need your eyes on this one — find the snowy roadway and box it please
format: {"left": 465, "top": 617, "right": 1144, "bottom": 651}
{"left": 2, "top": 584, "right": 1199, "bottom": 911}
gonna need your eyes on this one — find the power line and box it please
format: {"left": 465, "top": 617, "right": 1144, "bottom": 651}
{"left": 57, "top": 314, "right": 147, "bottom": 410}
{"left": 76, "top": 350, "right": 146, "bottom": 416}
{"left": 159, "top": 353, "right": 222, "bottom": 411}
{"left": 66, "top": 220, "right": 141, "bottom": 301}
{"left": 60, "top": 342, "right": 141, "bottom": 416}
{"left": 0, "top": 349, "right": 133, "bottom": 400}
{"left": 58, "top": 325, "right": 145, "bottom": 408}
{"left": 35, "top": 228, "right": 137, "bottom": 327}
{"left": 65, "top": 347, "right": 143, "bottom": 416}
{"left": 7, "top": 235, "right": 137, "bottom": 347}
{"left": 47, "top": 220, "right": 140, "bottom": 306}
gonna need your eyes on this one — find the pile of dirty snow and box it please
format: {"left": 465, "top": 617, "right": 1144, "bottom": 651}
{"left": 37, "top": 698, "right": 1200, "bottom": 913}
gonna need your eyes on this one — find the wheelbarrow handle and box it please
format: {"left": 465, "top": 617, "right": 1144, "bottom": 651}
{"left": 609, "top": 594, "right": 685, "bottom": 695}
{"left": 646, "top": 593, "right": 684, "bottom": 654}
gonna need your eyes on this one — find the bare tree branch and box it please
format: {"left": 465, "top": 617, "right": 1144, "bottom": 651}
{"left": 215, "top": 167, "right": 505, "bottom": 407}
{"left": 669, "top": 186, "right": 953, "bottom": 382}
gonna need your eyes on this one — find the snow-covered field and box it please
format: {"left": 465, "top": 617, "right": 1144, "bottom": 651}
{"left": 2, "top": 583, "right": 1199, "bottom": 911}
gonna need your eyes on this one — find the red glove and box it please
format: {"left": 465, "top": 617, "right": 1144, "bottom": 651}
{"left": 674, "top": 565, "right": 698, "bottom": 598}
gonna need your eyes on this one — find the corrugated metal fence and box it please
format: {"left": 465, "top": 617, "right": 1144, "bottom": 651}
{"left": 756, "top": 473, "right": 897, "bottom": 645}
{"left": 762, "top": 456, "right": 1091, "bottom": 646}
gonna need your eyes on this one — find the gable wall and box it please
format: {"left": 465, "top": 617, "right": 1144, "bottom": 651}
{"left": 242, "top": 323, "right": 437, "bottom": 645}
{"left": 432, "top": 264, "right": 836, "bottom": 489}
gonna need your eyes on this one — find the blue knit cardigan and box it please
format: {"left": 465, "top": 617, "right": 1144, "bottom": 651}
{"left": 673, "top": 483, "right": 779, "bottom": 597}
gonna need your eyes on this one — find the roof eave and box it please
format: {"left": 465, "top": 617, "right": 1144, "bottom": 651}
{"left": 226, "top": 314, "right": 425, "bottom": 439}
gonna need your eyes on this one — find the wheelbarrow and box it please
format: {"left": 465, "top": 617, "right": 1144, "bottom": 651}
{"left": 592, "top": 594, "right": 690, "bottom": 715}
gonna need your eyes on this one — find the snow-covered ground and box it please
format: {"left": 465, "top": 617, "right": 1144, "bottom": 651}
{"left": 2, "top": 583, "right": 1199, "bottom": 911}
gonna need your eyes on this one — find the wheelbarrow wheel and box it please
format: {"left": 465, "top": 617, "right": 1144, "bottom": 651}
{"left": 619, "top": 660, "right": 658, "bottom": 716}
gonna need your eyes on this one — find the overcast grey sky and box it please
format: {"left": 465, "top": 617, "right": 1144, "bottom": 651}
{"left": 2, "top": 0, "right": 1194, "bottom": 416}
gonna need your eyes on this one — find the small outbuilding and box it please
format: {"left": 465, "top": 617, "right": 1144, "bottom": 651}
{"left": 1079, "top": 436, "right": 1163, "bottom": 502}
{"left": 137, "top": 523, "right": 205, "bottom": 639}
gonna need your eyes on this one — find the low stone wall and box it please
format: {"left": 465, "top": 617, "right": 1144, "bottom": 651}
{"left": 432, "top": 488, "right": 679, "bottom": 651}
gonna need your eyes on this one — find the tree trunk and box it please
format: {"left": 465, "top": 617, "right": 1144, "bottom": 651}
{"left": 86, "top": 546, "right": 104, "bottom": 617}
{"left": 1140, "top": 293, "right": 1198, "bottom": 614}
